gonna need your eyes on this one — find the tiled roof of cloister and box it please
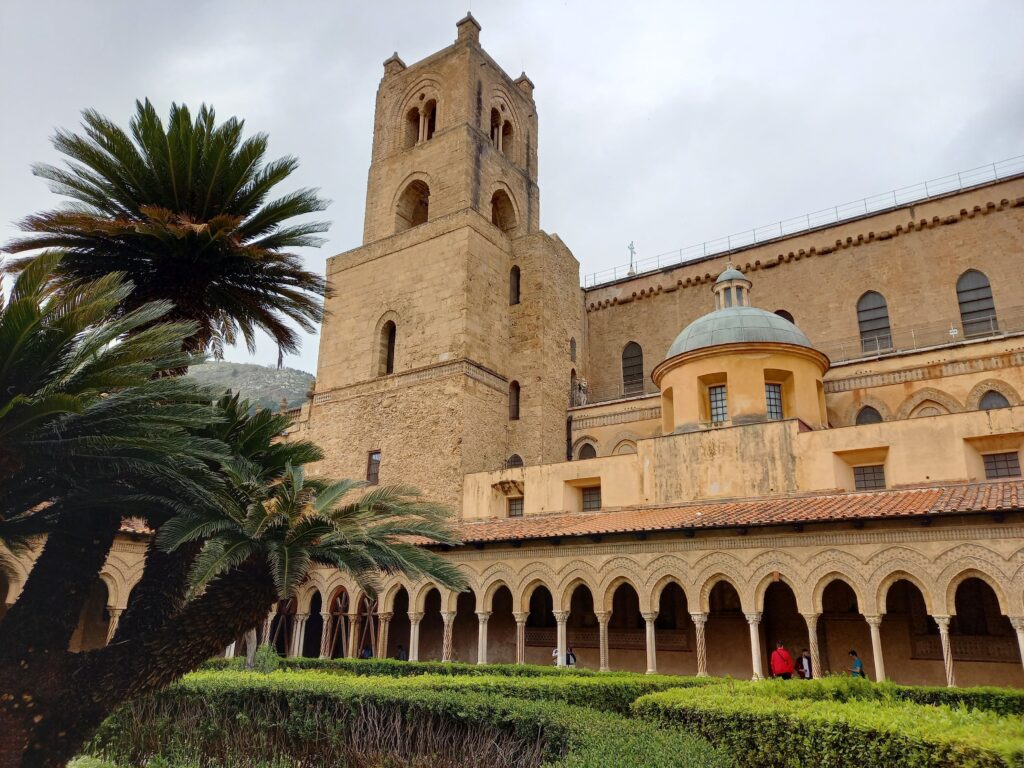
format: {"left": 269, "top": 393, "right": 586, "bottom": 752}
{"left": 445, "top": 480, "right": 1024, "bottom": 545}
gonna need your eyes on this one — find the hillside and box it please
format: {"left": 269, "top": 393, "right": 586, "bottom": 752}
{"left": 186, "top": 361, "right": 314, "bottom": 412}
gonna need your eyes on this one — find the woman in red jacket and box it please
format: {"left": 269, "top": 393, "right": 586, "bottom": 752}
{"left": 770, "top": 640, "right": 795, "bottom": 680}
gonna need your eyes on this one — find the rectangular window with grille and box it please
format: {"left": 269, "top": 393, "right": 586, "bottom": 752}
{"left": 709, "top": 384, "right": 728, "bottom": 424}
{"left": 983, "top": 452, "right": 1021, "bottom": 479}
{"left": 853, "top": 464, "right": 885, "bottom": 491}
{"left": 366, "top": 450, "right": 381, "bottom": 485}
{"left": 507, "top": 497, "right": 523, "bottom": 517}
{"left": 582, "top": 486, "right": 601, "bottom": 512}
{"left": 765, "top": 383, "right": 784, "bottom": 420}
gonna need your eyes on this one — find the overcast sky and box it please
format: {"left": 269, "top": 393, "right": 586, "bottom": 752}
{"left": 2, "top": 1, "right": 1023, "bottom": 373}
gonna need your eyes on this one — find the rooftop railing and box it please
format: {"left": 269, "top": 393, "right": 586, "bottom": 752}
{"left": 582, "top": 155, "right": 1024, "bottom": 288}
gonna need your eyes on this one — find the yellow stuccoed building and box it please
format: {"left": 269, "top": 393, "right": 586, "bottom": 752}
{"left": 12, "top": 15, "right": 1024, "bottom": 687}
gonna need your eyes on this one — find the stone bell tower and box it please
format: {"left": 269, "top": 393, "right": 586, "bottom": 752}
{"left": 308, "top": 15, "right": 583, "bottom": 511}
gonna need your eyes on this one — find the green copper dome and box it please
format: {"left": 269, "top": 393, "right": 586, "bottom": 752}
{"left": 714, "top": 267, "right": 748, "bottom": 284}
{"left": 667, "top": 307, "right": 813, "bottom": 358}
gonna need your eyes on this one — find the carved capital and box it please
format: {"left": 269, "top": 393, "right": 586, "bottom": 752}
{"left": 864, "top": 614, "right": 883, "bottom": 629}
{"left": 640, "top": 611, "right": 659, "bottom": 623}
{"left": 407, "top": 611, "right": 424, "bottom": 623}
{"left": 932, "top": 615, "right": 952, "bottom": 632}
{"left": 690, "top": 612, "right": 708, "bottom": 627}
{"left": 552, "top": 610, "right": 570, "bottom": 624}
{"left": 594, "top": 610, "right": 611, "bottom": 624}
{"left": 744, "top": 612, "right": 762, "bottom": 625}
{"left": 441, "top": 611, "right": 456, "bottom": 625}
{"left": 320, "top": 612, "right": 332, "bottom": 622}
{"left": 513, "top": 611, "right": 529, "bottom": 624}
{"left": 476, "top": 611, "right": 492, "bottom": 624}
{"left": 1010, "top": 617, "right": 1024, "bottom": 633}
{"left": 800, "top": 612, "right": 820, "bottom": 630}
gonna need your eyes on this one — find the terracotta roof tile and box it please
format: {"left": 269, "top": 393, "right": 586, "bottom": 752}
{"left": 444, "top": 481, "right": 1024, "bottom": 545}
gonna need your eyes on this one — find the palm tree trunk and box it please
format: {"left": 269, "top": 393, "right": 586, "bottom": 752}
{"left": 1, "top": 562, "right": 276, "bottom": 768}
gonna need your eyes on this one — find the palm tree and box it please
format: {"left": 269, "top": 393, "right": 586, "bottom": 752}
{"left": 3, "top": 100, "right": 330, "bottom": 365}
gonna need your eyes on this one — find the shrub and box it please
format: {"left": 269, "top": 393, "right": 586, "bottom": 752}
{"left": 634, "top": 681, "right": 1024, "bottom": 768}
{"left": 251, "top": 644, "right": 281, "bottom": 674}
{"left": 89, "top": 671, "right": 733, "bottom": 768}
{"left": 202, "top": 655, "right": 599, "bottom": 677}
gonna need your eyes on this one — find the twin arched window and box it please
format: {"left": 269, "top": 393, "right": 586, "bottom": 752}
{"left": 621, "top": 342, "right": 644, "bottom": 396}
{"left": 856, "top": 291, "right": 892, "bottom": 354}
{"left": 490, "top": 108, "right": 513, "bottom": 157}
{"left": 957, "top": 270, "right": 998, "bottom": 337}
{"left": 509, "top": 380, "right": 520, "bottom": 421}
{"left": 403, "top": 99, "right": 437, "bottom": 149}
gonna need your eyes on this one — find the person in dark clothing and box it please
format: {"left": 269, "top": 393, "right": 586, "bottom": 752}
{"left": 849, "top": 649, "right": 865, "bottom": 678}
{"left": 360, "top": 644, "right": 373, "bottom": 659}
{"left": 769, "top": 640, "right": 794, "bottom": 680}
{"left": 395, "top": 644, "right": 408, "bottom": 661}
{"left": 796, "top": 648, "right": 812, "bottom": 679}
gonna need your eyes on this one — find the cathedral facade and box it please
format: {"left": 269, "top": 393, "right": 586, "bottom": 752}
{"left": 11, "top": 16, "right": 1024, "bottom": 687}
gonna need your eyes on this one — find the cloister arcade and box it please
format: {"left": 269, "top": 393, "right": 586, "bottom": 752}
{"left": 215, "top": 543, "right": 1024, "bottom": 688}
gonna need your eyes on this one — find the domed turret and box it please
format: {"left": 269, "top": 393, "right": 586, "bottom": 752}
{"left": 652, "top": 265, "right": 829, "bottom": 434}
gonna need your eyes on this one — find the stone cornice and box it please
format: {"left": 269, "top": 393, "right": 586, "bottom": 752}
{"left": 585, "top": 194, "right": 1024, "bottom": 313}
{"left": 572, "top": 406, "right": 661, "bottom": 429}
{"left": 825, "top": 350, "right": 1024, "bottom": 393}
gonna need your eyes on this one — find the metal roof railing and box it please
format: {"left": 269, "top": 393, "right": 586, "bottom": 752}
{"left": 582, "top": 155, "right": 1024, "bottom": 288}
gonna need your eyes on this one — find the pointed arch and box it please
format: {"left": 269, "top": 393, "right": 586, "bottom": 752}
{"left": 966, "top": 379, "right": 1020, "bottom": 410}
{"left": 895, "top": 388, "right": 963, "bottom": 420}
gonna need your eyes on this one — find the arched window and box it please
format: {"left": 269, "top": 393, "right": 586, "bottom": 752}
{"left": 377, "top": 320, "right": 396, "bottom": 376}
{"left": 505, "top": 454, "right": 524, "bottom": 468}
{"left": 569, "top": 337, "right": 577, "bottom": 363}
{"left": 509, "top": 380, "right": 520, "bottom": 421}
{"left": 856, "top": 291, "right": 892, "bottom": 354}
{"left": 509, "top": 265, "right": 521, "bottom": 306}
{"left": 980, "top": 390, "right": 1010, "bottom": 410}
{"left": 491, "top": 190, "right": 517, "bottom": 232}
{"left": 502, "top": 121, "right": 513, "bottom": 157}
{"left": 855, "top": 406, "right": 883, "bottom": 425}
{"left": 395, "top": 180, "right": 429, "bottom": 232}
{"left": 422, "top": 99, "right": 437, "bottom": 141}
{"left": 957, "top": 270, "right": 998, "bottom": 337}
{"left": 621, "top": 342, "right": 644, "bottom": 396}
{"left": 577, "top": 443, "right": 597, "bottom": 460}
{"left": 403, "top": 107, "right": 420, "bottom": 149}
{"left": 775, "top": 309, "right": 795, "bottom": 323}
{"left": 490, "top": 108, "right": 501, "bottom": 148}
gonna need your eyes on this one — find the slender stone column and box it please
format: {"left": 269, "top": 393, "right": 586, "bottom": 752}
{"left": 595, "top": 610, "right": 611, "bottom": 672}
{"left": 224, "top": 642, "right": 236, "bottom": 658}
{"left": 745, "top": 612, "right": 764, "bottom": 680}
{"left": 377, "top": 612, "right": 393, "bottom": 659}
{"left": 261, "top": 611, "right": 274, "bottom": 646}
{"left": 513, "top": 611, "right": 528, "bottom": 664}
{"left": 441, "top": 611, "right": 456, "bottom": 662}
{"left": 418, "top": 111, "right": 425, "bottom": 143}
{"left": 641, "top": 611, "right": 658, "bottom": 675}
{"left": 319, "top": 612, "right": 332, "bottom": 659}
{"left": 864, "top": 615, "right": 886, "bottom": 682}
{"left": 802, "top": 612, "right": 821, "bottom": 679}
{"left": 408, "top": 611, "right": 424, "bottom": 662}
{"left": 690, "top": 612, "right": 709, "bottom": 677}
{"left": 290, "top": 614, "right": 308, "bottom": 658}
{"left": 1010, "top": 618, "right": 1024, "bottom": 678}
{"left": 553, "top": 610, "right": 569, "bottom": 667}
{"left": 347, "top": 613, "right": 361, "bottom": 659}
{"left": 476, "top": 611, "right": 491, "bottom": 665}
{"left": 105, "top": 608, "right": 123, "bottom": 645}
{"left": 934, "top": 615, "right": 957, "bottom": 688}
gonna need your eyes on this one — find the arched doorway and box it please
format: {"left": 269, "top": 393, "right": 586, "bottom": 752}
{"left": 524, "top": 585, "right": 555, "bottom": 665}
{"left": 324, "top": 587, "right": 351, "bottom": 658}
{"left": 302, "top": 592, "right": 324, "bottom": 658}
{"left": 949, "top": 577, "right": 1022, "bottom": 687}
{"left": 68, "top": 579, "right": 110, "bottom": 652}
{"left": 353, "top": 594, "right": 379, "bottom": 659}
{"left": 451, "top": 591, "right": 477, "bottom": 663}
{"left": 705, "top": 580, "right": 747, "bottom": 678}
{"left": 761, "top": 581, "right": 807, "bottom": 677}
{"left": 880, "top": 579, "right": 940, "bottom": 685}
{"left": 566, "top": 583, "right": 597, "bottom": 669}
{"left": 418, "top": 588, "right": 444, "bottom": 661}
{"left": 486, "top": 585, "right": 516, "bottom": 664}
{"left": 819, "top": 579, "right": 869, "bottom": 676}
{"left": 270, "top": 598, "right": 297, "bottom": 657}
{"left": 386, "top": 587, "right": 411, "bottom": 660}
{"left": 608, "top": 582, "right": 645, "bottom": 673}
{"left": 655, "top": 582, "right": 694, "bottom": 675}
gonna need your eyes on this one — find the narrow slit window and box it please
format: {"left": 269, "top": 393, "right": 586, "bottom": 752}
{"left": 509, "top": 381, "right": 520, "bottom": 421}
{"left": 765, "top": 383, "right": 783, "bottom": 420}
{"left": 509, "top": 265, "right": 521, "bottom": 305}
{"left": 366, "top": 450, "right": 381, "bottom": 485}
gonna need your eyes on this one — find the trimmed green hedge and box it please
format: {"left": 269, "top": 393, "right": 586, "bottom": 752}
{"left": 634, "top": 680, "right": 1024, "bottom": 768}
{"left": 203, "top": 655, "right": 599, "bottom": 677}
{"left": 89, "top": 671, "right": 734, "bottom": 768}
